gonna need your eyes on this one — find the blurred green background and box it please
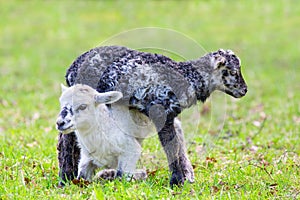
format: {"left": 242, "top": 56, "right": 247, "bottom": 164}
{"left": 0, "top": 1, "right": 299, "bottom": 199}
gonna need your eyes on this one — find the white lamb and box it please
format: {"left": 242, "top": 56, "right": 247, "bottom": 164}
{"left": 56, "top": 84, "right": 153, "bottom": 182}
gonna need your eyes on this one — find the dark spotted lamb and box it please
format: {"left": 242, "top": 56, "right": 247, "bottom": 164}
{"left": 57, "top": 45, "right": 247, "bottom": 186}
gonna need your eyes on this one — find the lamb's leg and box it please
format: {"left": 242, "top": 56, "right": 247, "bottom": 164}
{"left": 95, "top": 168, "right": 147, "bottom": 181}
{"left": 57, "top": 132, "right": 81, "bottom": 186}
{"left": 94, "top": 169, "right": 117, "bottom": 181}
{"left": 132, "top": 169, "right": 148, "bottom": 180}
{"left": 174, "top": 118, "right": 194, "bottom": 183}
{"left": 129, "top": 85, "right": 193, "bottom": 186}
{"left": 95, "top": 147, "right": 146, "bottom": 181}
{"left": 77, "top": 153, "right": 98, "bottom": 182}
{"left": 157, "top": 118, "right": 194, "bottom": 187}
{"left": 118, "top": 146, "right": 147, "bottom": 181}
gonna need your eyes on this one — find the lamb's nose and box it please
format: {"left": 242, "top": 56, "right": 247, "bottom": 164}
{"left": 56, "top": 119, "right": 65, "bottom": 128}
{"left": 243, "top": 87, "right": 248, "bottom": 95}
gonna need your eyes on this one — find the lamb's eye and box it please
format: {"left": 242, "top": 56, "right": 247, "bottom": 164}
{"left": 77, "top": 104, "right": 87, "bottom": 111}
{"left": 230, "top": 70, "right": 237, "bottom": 75}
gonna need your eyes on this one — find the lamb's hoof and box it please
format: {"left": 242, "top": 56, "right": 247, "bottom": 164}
{"left": 130, "top": 169, "right": 147, "bottom": 181}
{"left": 58, "top": 181, "right": 65, "bottom": 188}
{"left": 170, "top": 171, "right": 185, "bottom": 187}
{"left": 170, "top": 164, "right": 195, "bottom": 187}
{"left": 95, "top": 169, "right": 117, "bottom": 181}
{"left": 183, "top": 162, "right": 195, "bottom": 183}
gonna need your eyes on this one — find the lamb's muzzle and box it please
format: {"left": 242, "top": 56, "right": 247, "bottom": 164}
{"left": 56, "top": 110, "right": 75, "bottom": 134}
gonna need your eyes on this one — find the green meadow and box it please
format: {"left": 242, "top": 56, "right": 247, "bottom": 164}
{"left": 0, "top": 1, "right": 299, "bottom": 199}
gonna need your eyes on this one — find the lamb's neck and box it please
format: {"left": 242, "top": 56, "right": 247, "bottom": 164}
{"left": 178, "top": 56, "right": 214, "bottom": 103}
{"left": 76, "top": 113, "right": 105, "bottom": 137}
{"left": 76, "top": 121, "right": 104, "bottom": 153}
{"left": 76, "top": 124, "right": 99, "bottom": 138}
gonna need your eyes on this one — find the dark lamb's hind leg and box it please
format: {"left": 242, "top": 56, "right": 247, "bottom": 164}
{"left": 57, "top": 132, "right": 81, "bottom": 186}
{"left": 158, "top": 118, "right": 194, "bottom": 187}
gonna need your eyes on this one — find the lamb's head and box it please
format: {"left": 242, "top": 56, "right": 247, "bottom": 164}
{"left": 210, "top": 49, "right": 247, "bottom": 98}
{"left": 56, "top": 84, "right": 123, "bottom": 134}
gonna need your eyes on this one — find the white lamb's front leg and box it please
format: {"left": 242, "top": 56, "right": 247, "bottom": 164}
{"left": 94, "top": 151, "right": 146, "bottom": 181}
{"left": 117, "top": 149, "right": 147, "bottom": 181}
{"left": 77, "top": 152, "right": 98, "bottom": 182}
{"left": 95, "top": 149, "right": 147, "bottom": 181}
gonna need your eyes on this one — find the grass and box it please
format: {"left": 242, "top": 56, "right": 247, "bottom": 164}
{"left": 0, "top": 1, "right": 299, "bottom": 199}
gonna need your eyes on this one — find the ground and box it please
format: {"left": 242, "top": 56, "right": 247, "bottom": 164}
{"left": 0, "top": 1, "right": 299, "bottom": 199}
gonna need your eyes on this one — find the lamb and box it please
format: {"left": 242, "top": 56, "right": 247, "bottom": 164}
{"left": 57, "top": 45, "right": 247, "bottom": 186}
{"left": 56, "top": 84, "right": 153, "bottom": 182}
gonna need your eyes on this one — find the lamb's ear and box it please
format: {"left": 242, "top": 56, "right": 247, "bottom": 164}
{"left": 212, "top": 49, "right": 226, "bottom": 69}
{"left": 61, "top": 84, "right": 68, "bottom": 93}
{"left": 213, "top": 55, "right": 226, "bottom": 69}
{"left": 94, "top": 91, "right": 123, "bottom": 105}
